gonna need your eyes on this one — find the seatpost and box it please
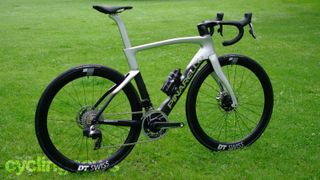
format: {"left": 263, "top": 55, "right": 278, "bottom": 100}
{"left": 109, "top": 14, "right": 132, "bottom": 48}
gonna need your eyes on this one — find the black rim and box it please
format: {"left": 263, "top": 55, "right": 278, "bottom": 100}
{"left": 36, "top": 65, "right": 142, "bottom": 171}
{"left": 187, "top": 56, "right": 273, "bottom": 150}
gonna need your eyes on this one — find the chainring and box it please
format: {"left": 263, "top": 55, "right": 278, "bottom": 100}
{"left": 142, "top": 110, "right": 169, "bottom": 139}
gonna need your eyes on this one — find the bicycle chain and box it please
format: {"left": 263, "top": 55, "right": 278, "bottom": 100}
{"left": 99, "top": 137, "right": 161, "bottom": 149}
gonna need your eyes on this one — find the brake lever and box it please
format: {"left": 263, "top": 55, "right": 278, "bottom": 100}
{"left": 217, "top": 24, "right": 223, "bottom": 37}
{"left": 209, "top": 26, "right": 214, "bottom": 36}
{"left": 215, "top": 13, "right": 224, "bottom": 37}
{"left": 249, "top": 23, "right": 256, "bottom": 39}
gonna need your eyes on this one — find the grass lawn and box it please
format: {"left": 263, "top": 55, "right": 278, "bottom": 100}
{"left": 0, "top": 0, "right": 319, "bottom": 179}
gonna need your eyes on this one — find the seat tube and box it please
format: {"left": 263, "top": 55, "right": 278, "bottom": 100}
{"left": 109, "top": 14, "right": 139, "bottom": 70}
{"left": 109, "top": 14, "right": 132, "bottom": 48}
{"left": 108, "top": 14, "right": 152, "bottom": 109}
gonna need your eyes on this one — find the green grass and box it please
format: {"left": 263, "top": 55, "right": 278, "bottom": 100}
{"left": 1, "top": 0, "right": 319, "bottom": 179}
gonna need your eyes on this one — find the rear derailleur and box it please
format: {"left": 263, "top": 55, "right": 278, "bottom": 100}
{"left": 77, "top": 106, "right": 103, "bottom": 150}
{"left": 83, "top": 125, "right": 102, "bottom": 150}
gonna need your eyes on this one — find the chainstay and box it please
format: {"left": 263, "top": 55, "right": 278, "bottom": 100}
{"left": 105, "top": 111, "right": 144, "bottom": 116}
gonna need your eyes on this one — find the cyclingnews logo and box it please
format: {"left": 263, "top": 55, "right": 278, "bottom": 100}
{"left": 4, "top": 156, "right": 67, "bottom": 176}
{"left": 3, "top": 156, "right": 120, "bottom": 176}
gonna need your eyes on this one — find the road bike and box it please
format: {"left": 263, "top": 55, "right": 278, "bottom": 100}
{"left": 35, "top": 5, "right": 274, "bottom": 172}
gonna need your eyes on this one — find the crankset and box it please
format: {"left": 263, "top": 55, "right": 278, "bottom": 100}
{"left": 142, "top": 110, "right": 184, "bottom": 139}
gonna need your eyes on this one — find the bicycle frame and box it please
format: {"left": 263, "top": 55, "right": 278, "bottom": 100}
{"left": 97, "top": 14, "right": 238, "bottom": 117}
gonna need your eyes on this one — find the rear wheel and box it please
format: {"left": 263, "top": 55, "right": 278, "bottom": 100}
{"left": 186, "top": 55, "right": 273, "bottom": 151}
{"left": 35, "top": 65, "right": 142, "bottom": 172}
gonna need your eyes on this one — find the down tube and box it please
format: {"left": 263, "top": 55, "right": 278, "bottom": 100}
{"left": 159, "top": 61, "right": 203, "bottom": 115}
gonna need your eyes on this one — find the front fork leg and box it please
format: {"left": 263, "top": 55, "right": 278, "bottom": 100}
{"left": 209, "top": 54, "right": 238, "bottom": 108}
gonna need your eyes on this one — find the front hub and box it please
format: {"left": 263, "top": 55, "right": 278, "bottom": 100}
{"left": 216, "top": 92, "right": 235, "bottom": 111}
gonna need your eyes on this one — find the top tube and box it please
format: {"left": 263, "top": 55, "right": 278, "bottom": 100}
{"left": 123, "top": 35, "right": 214, "bottom": 70}
{"left": 128, "top": 36, "right": 210, "bottom": 52}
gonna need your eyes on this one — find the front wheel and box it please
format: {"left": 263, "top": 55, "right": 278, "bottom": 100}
{"left": 186, "top": 55, "right": 273, "bottom": 151}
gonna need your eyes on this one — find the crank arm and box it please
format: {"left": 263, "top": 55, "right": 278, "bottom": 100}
{"left": 151, "top": 122, "right": 184, "bottom": 129}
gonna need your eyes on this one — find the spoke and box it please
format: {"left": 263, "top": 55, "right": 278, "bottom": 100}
{"left": 235, "top": 112, "right": 245, "bottom": 137}
{"left": 108, "top": 132, "right": 125, "bottom": 146}
{"left": 70, "top": 81, "right": 84, "bottom": 108}
{"left": 82, "top": 77, "right": 88, "bottom": 105}
{"left": 55, "top": 127, "right": 78, "bottom": 146}
{"left": 236, "top": 68, "right": 246, "bottom": 96}
{"left": 199, "top": 91, "right": 216, "bottom": 100}
{"left": 86, "top": 138, "right": 89, "bottom": 163}
{"left": 199, "top": 88, "right": 218, "bottom": 98}
{"left": 217, "top": 113, "right": 227, "bottom": 140}
{"left": 197, "top": 99, "right": 217, "bottom": 106}
{"left": 236, "top": 110, "right": 260, "bottom": 126}
{"left": 224, "top": 113, "right": 228, "bottom": 141}
{"left": 210, "top": 112, "right": 225, "bottom": 132}
{"left": 239, "top": 105, "right": 261, "bottom": 118}
{"left": 91, "top": 76, "right": 95, "bottom": 105}
{"left": 98, "top": 81, "right": 105, "bottom": 106}
{"left": 240, "top": 101, "right": 262, "bottom": 107}
{"left": 70, "top": 133, "right": 82, "bottom": 148}
{"left": 226, "top": 65, "right": 231, "bottom": 82}
{"left": 62, "top": 86, "right": 83, "bottom": 108}
{"left": 238, "top": 89, "right": 262, "bottom": 102}
{"left": 239, "top": 75, "right": 259, "bottom": 96}
{"left": 106, "top": 99, "right": 128, "bottom": 114}
{"left": 235, "top": 111, "right": 252, "bottom": 132}
{"left": 100, "top": 128, "right": 119, "bottom": 149}
{"left": 232, "top": 64, "right": 237, "bottom": 94}
{"left": 244, "top": 84, "right": 261, "bottom": 96}
{"left": 96, "top": 147, "right": 101, "bottom": 162}
{"left": 49, "top": 118, "right": 67, "bottom": 135}
{"left": 76, "top": 136, "right": 84, "bottom": 162}
{"left": 52, "top": 119, "right": 73, "bottom": 124}
{"left": 203, "top": 80, "right": 220, "bottom": 93}
{"left": 55, "top": 97, "right": 79, "bottom": 110}
{"left": 67, "top": 134, "right": 82, "bottom": 156}
{"left": 233, "top": 112, "right": 237, "bottom": 141}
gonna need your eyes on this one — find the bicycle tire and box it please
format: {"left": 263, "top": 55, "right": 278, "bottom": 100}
{"left": 186, "top": 54, "right": 273, "bottom": 151}
{"left": 35, "top": 64, "right": 142, "bottom": 172}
